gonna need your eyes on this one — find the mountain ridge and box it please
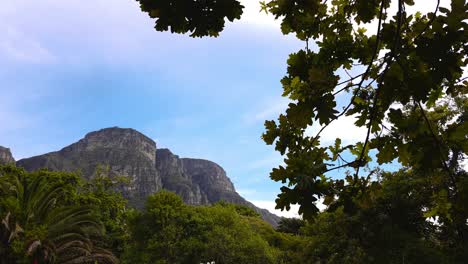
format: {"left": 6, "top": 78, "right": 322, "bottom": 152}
{"left": 10, "top": 127, "right": 280, "bottom": 225}
{"left": 0, "top": 146, "right": 15, "bottom": 165}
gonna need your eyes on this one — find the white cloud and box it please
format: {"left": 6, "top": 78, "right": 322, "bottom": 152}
{"left": 0, "top": 0, "right": 157, "bottom": 65}
{"left": 461, "top": 155, "right": 468, "bottom": 171}
{"left": 252, "top": 199, "right": 326, "bottom": 218}
{"left": 251, "top": 200, "right": 301, "bottom": 218}
{"left": 0, "top": 0, "right": 299, "bottom": 68}
{"left": 306, "top": 115, "right": 367, "bottom": 145}
{"left": 239, "top": 0, "right": 280, "bottom": 28}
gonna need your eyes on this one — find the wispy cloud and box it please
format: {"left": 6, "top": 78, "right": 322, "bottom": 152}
{"left": 247, "top": 153, "right": 284, "bottom": 170}
{"left": 0, "top": 27, "right": 56, "bottom": 63}
{"left": 243, "top": 97, "right": 290, "bottom": 124}
{"left": 237, "top": 188, "right": 258, "bottom": 197}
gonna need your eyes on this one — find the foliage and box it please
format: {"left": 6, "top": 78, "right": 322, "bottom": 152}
{"left": 256, "top": 0, "right": 467, "bottom": 258}
{"left": 0, "top": 165, "right": 118, "bottom": 264}
{"left": 1, "top": 166, "right": 303, "bottom": 264}
{"left": 135, "top": 0, "right": 244, "bottom": 37}
{"left": 245, "top": 216, "right": 304, "bottom": 263}
{"left": 276, "top": 217, "right": 305, "bottom": 235}
{"left": 78, "top": 166, "right": 131, "bottom": 258}
{"left": 214, "top": 200, "right": 261, "bottom": 217}
{"left": 122, "top": 191, "right": 281, "bottom": 264}
{"left": 298, "top": 170, "right": 449, "bottom": 263}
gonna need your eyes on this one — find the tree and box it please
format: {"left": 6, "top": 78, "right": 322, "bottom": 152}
{"left": 0, "top": 165, "right": 118, "bottom": 264}
{"left": 297, "top": 170, "right": 447, "bottom": 263}
{"left": 276, "top": 217, "right": 305, "bottom": 235}
{"left": 77, "top": 166, "right": 131, "bottom": 258}
{"left": 123, "top": 191, "right": 281, "bottom": 264}
{"left": 135, "top": 0, "right": 244, "bottom": 37}
{"left": 259, "top": 0, "right": 467, "bottom": 249}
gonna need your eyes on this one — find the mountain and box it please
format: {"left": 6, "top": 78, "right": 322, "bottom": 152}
{"left": 0, "top": 146, "right": 15, "bottom": 164}
{"left": 14, "top": 127, "right": 281, "bottom": 226}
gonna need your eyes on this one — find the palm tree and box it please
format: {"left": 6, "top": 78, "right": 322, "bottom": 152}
{"left": 0, "top": 166, "right": 118, "bottom": 263}
{"left": 0, "top": 211, "right": 23, "bottom": 263}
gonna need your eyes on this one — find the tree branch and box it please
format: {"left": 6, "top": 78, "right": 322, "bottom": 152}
{"left": 351, "top": 0, "right": 388, "bottom": 177}
{"left": 336, "top": 73, "right": 365, "bottom": 87}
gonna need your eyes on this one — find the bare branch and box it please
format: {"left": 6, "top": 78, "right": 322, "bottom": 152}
{"left": 336, "top": 73, "right": 365, "bottom": 87}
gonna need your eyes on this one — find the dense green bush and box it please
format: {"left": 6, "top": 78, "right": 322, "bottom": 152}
{"left": 122, "top": 191, "right": 280, "bottom": 264}
{"left": 0, "top": 165, "right": 119, "bottom": 264}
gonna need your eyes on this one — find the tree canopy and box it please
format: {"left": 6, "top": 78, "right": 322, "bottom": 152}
{"left": 259, "top": 0, "right": 467, "bottom": 259}
{"left": 123, "top": 191, "right": 281, "bottom": 264}
{"left": 260, "top": 0, "right": 467, "bottom": 218}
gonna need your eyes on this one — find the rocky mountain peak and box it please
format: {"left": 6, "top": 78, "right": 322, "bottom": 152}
{"left": 15, "top": 127, "right": 281, "bottom": 226}
{"left": 83, "top": 127, "right": 154, "bottom": 145}
{"left": 0, "top": 146, "right": 15, "bottom": 164}
{"left": 182, "top": 158, "right": 236, "bottom": 194}
{"left": 70, "top": 127, "right": 157, "bottom": 163}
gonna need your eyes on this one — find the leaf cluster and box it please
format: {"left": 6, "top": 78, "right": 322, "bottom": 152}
{"left": 136, "top": 0, "right": 244, "bottom": 37}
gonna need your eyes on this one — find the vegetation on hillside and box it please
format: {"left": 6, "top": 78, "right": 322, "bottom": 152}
{"left": 0, "top": 166, "right": 304, "bottom": 263}
{"left": 2, "top": 165, "right": 466, "bottom": 263}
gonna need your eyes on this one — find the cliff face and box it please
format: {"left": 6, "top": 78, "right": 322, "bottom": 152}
{"left": 156, "top": 149, "right": 209, "bottom": 205}
{"left": 17, "top": 128, "right": 162, "bottom": 207}
{"left": 157, "top": 149, "right": 280, "bottom": 224}
{"left": 16, "top": 127, "right": 280, "bottom": 225}
{"left": 181, "top": 158, "right": 281, "bottom": 225}
{"left": 0, "top": 146, "right": 15, "bottom": 164}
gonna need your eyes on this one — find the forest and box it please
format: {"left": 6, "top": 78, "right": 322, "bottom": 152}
{"left": 1, "top": 165, "right": 466, "bottom": 263}
{"left": 1, "top": 0, "right": 467, "bottom": 263}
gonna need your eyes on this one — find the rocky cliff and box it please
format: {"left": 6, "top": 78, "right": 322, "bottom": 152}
{"left": 156, "top": 149, "right": 209, "bottom": 205}
{"left": 0, "top": 146, "right": 15, "bottom": 164}
{"left": 15, "top": 127, "right": 280, "bottom": 225}
{"left": 17, "top": 128, "right": 161, "bottom": 207}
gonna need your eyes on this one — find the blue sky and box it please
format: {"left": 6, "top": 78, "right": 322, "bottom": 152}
{"left": 0, "top": 0, "right": 309, "bottom": 217}
{"left": 1, "top": 0, "right": 442, "bottom": 217}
